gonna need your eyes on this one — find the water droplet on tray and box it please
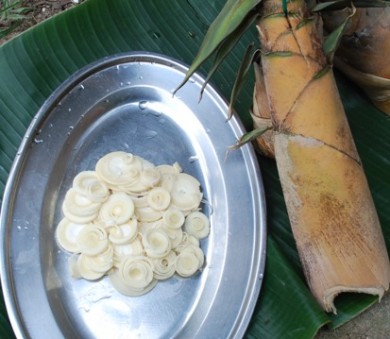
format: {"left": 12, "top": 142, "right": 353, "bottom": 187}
{"left": 144, "top": 130, "right": 157, "bottom": 139}
{"left": 188, "top": 155, "right": 199, "bottom": 163}
{"left": 151, "top": 111, "right": 162, "bottom": 117}
{"left": 139, "top": 101, "right": 148, "bottom": 110}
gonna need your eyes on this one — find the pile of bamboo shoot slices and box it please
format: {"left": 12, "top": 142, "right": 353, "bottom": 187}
{"left": 55, "top": 151, "right": 210, "bottom": 296}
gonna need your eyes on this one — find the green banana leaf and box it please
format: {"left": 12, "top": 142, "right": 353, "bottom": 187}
{"left": 0, "top": 0, "right": 388, "bottom": 338}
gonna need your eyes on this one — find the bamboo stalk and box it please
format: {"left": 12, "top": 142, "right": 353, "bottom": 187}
{"left": 256, "top": 0, "right": 390, "bottom": 312}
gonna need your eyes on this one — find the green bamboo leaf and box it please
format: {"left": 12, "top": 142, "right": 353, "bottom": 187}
{"left": 229, "top": 125, "right": 270, "bottom": 150}
{"left": 174, "top": 0, "right": 262, "bottom": 93}
{"left": 313, "top": 65, "right": 331, "bottom": 80}
{"left": 228, "top": 45, "right": 260, "bottom": 119}
{"left": 323, "top": 5, "right": 356, "bottom": 61}
{"left": 199, "top": 10, "right": 259, "bottom": 100}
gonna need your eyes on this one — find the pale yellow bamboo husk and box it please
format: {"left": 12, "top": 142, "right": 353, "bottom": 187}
{"left": 322, "top": 6, "right": 390, "bottom": 115}
{"left": 256, "top": 0, "right": 390, "bottom": 313}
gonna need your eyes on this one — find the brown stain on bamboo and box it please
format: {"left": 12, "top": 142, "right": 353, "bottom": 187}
{"left": 275, "top": 133, "right": 390, "bottom": 311}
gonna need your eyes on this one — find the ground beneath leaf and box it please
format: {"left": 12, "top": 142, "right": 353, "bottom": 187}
{"left": 0, "top": 0, "right": 80, "bottom": 45}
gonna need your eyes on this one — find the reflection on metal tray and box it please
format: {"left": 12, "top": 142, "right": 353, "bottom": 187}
{"left": 0, "top": 52, "right": 266, "bottom": 339}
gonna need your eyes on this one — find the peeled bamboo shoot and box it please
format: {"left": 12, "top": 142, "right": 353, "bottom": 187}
{"left": 257, "top": 0, "right": 390, "bottom": 312}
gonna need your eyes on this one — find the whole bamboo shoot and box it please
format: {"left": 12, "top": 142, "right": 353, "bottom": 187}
{"left": 256, "top": 0, "right": 390, "bottom": 312}
{"left": 322, "top": 6, "right": 390, "bottom": 115}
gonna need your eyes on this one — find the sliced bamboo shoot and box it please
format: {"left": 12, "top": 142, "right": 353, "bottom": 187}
{"left": 152, "top": 251, "right": 177, "bottom": 280}
{"left": 184, "top": 211, "right": 210, "bottom": 239}
{"left": 56, "top": 151, "right": 210, "bottom": 297}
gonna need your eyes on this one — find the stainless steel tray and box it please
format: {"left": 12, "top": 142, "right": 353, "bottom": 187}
{"left": 0, "top": 52, "right": 266, "bottom": 339}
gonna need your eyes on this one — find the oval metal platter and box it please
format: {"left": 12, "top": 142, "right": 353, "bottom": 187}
{"left": 0, "top": 52, "right": 266, "bottom": 339}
